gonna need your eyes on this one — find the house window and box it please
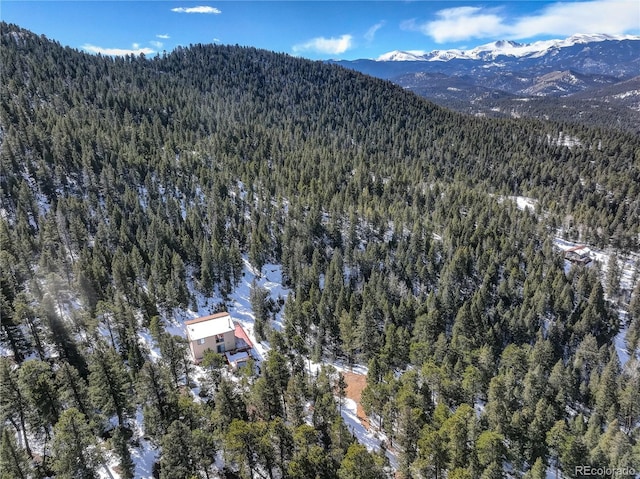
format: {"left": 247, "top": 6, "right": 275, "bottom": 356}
{"left": 217, "top": 344, "right": 225, "bottom": 353}
{"left": 215, "top": 334, "right": 225, "bottom": 343}
{"left": 197, "top": 338, "right": 205, "bottom": 345}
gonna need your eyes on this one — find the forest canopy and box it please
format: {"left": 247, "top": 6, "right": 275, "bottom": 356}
{"left": 1, "top": 23, "right": 639, "bottom": 479}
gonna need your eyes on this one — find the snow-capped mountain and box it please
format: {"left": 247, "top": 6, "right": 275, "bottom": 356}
{"left": 375, "top": 34, "right": 640, "bottom": 63}
{"left": 376, "top": 50, "right": 428, "bottom": 62}
{"left": 332, "top": 34, "right": 640, "bottom": 131}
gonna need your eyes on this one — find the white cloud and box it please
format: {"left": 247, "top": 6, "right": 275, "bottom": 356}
{"left": 157, "top": 34, "right": 170, "bottom": 39}
{"left": 408, "top": 0, "right": 640, "bottom": 43}
{"left": 292, "top": 34, "right": 353, "bottom": 55}
{"left": 365, "top": 21, "right": 385, "bottom": 42}
{"left": 82, "top": 44, "right": 155, "bottom": 56}
{"left": 132, "top": 42, "right": 140, "bottom": 49}
{"left": 171, "top": 6, "right": 221, "bottom": 14}
{"left": 511, "top": 0, "right": 640, "bottom": 38}
{"left": 150, "top": 41, "right": 164, "bottom": 48}
{"left": 406, "top": 6, "right": 507, "bottom": 43}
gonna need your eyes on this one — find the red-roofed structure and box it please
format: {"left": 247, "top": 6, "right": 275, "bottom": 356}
{"left": 185, "top": 312, "right": 255, "bottom": 363}
{"left": 234, "top": 323, "right": 254, "bottom": 351}
{"left": 564, "top": 245, "right": 592, "bottom": 264}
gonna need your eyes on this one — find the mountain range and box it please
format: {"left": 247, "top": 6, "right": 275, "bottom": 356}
{"left": 334, "top": 34, "right": 640, "bottom": 131}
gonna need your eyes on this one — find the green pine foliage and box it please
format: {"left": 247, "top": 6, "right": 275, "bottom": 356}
{"left": 51, "top": 408, "right": 103, "bottom": 479}
{"left": 0, "top": 427, "right": 32, "bottom": 479}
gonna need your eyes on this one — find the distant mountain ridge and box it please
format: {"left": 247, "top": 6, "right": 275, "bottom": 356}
{"left": 334, "top": 34, "right": 640, "bottom": 131}
{"left": 375, "top": 33, "right": 640, "bottom": 63}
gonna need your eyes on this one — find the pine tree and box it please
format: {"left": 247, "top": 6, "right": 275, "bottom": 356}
{"left": 605, "top": 254, "right": 622, "bottom": 302}
{"left": 288, "top": 424, "right": 335, "bottom": 479}
{"left": 546, "top": 420, "right": 568, "bottom": 478}
{"left": 442, "top": 404, "right": 476, "bottom": 471}
{"left": 250, "top": 279, "right": 271, "bottom": 342}
{"left": 396, "top": 405, "right": 423, "bottom": 477}
{"left": 158, "top": 333, "right": 190, "bottom": 388}
{"left": 0, "top": 358, "right": 32, "bottom": 458}
{"left": 594, "top": 353, "right": 620, "bottom": 420}
{"left": 0, "top": 428, "right": 32, "bottom": 479}
{"left": 414, "top": 424, "right": 448, "bottom": 479}
{"left": 619, "top": 370, "right": 640, "bottom": 434}
{"left": 138, "top": 359, "right": 181, "bottom": 441}
{"left": 191, "top": 428, "right": 217, "bottom": 479}
{"left": 18, "top": 359, "right": 60, "bottom": 433}
{"left": 338, "top": 442, "right": 386, "bottom": 479}
{"left": 112, "top": 426, "right": 135, "bottom": 479}
{"left": 13, "top": 296, "right": 45, "bottom": 360}
{"left": 159, "top": 421, "right": 196, "bottom": 479}
{"left": 199, "top": 242, "right": 215, "bottom": 295}
{"left": 338, "top": 310, "right": 357, "bottom": 366}
{"left": 56, "top": 362, "right": 91, "bottom": 418}
{"left": 212, "top": 376, "right": 246, "bottom": 430}
{"left": 476, "top": 430, "right": 506, "bottom": 471}
{"left": 285, "top": 374, "right": 307, "bottom": 427}
{"left": 52, "top": 408, "right": 103, "bottom": 479}
{"left": 88, "top": 345, "right": 132, "bottom": 428}
{"left": 225, "top": 419, "right": 261, "bottom": 479}
{"left": 0, "top": 295, "right": 30, "bottom": 363}
{"left": 524, "top": 457, "right": 547, "bottom": 479}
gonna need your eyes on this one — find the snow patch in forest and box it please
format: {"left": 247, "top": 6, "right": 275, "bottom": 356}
{"left": 546, "top": 132, "right": 583, "bottom": 148}
{"left": 474, "top": 400, "right": 486, "bottom": 418}
{"left": 222, "top": 260, "right": 289, "bottom": 363}
{"left": 508, "top": 196, "right": 537, "bottom": 212}
{"left": 341, "top": 398, "right": 379, "bottom": 450}
{"left": 97, "top": 452, "right": 122, "bottom": 479}
{"left": 137, "top": 330, "right": 162, "bottom": 362}
{"left": 614, "top": 311, "right": 634, "bottom": 366}
{"left": 495, "top": 195, "right": 538, "bottom": 212}
{"left": 128, "top": 409, "right": 159, "bottom": 479}
{"left": 340, "top": 398, "right": 397, "bottom": 469}
{"left": 130, "top": 438, "right": 158, "bottom": 479}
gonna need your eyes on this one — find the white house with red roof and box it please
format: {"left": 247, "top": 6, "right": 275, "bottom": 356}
{"left": 185, "top": 312, "right": 253, "bottom": 364}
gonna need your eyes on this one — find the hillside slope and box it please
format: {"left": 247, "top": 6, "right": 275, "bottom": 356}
{"left": 335, "top": 35, "right": 640, "bottom": 131}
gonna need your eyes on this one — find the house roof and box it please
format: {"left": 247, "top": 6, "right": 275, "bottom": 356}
{"left": 234, "top": 323, "right": 254, "bottom": 350}
{"left": 225, "top": 350, "right": 250, "bottom": 365}
{"left": 185, "top": 312, "right": 235, "bottom": 341}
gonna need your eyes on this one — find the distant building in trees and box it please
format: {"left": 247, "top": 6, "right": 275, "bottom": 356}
{"left": 564, "top": 245, "right": 592, "bottom": 264}
{"left": 185, "top": 312, "right": 253, "bottom": 365}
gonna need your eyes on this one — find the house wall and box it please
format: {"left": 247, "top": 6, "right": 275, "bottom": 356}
{"left": 223, "top": 330, "right": 236, "bottom": 352}
{"left": 189, "top": 330, "right": 236, "bottom": 361}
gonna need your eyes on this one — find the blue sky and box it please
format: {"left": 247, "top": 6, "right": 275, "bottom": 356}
{"left": 2, "top": 1, "right": 639, "bottom": 60}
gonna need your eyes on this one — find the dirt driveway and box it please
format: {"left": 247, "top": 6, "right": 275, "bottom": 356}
{"left": 342, "top": 371, "right": 371, "bottom": 430}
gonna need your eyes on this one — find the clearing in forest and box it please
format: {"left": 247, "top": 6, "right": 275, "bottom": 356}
{"left": 342, "top": 371, "right": 371, "bottom": 430}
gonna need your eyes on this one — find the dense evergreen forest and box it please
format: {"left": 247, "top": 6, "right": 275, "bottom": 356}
{"left": 1, "top": 23, "right": 639, "bottom": 479}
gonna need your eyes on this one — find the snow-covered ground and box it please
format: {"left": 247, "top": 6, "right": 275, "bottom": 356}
{"left": 130, "top": 410, "right": 159, "bottom": 479}
{"left": 506, "top": 195, "right": 537, "bottom": 212}
{"left": 340, "top": 397, "right": 398, "bottom": 469}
